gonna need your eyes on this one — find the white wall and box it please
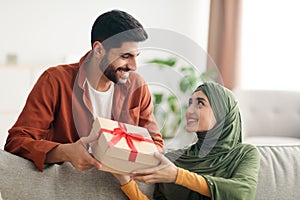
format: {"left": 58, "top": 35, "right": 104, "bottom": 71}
{"left": 0, "top": 0, "right": 211, "bottom": 149}
{"left": 241, "top": 0, "right": 300, "bottom": 91}
{"left": 0, "top": 0, "right": 210, "bottom": 66}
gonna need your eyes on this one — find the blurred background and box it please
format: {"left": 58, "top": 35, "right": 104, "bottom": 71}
{"left": 1, "top": 0, "right": 300, "bottom": 149}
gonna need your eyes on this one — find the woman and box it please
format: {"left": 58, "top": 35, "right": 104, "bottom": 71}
{"left": 114, "top": 82, "right": 260, "bottom": 200}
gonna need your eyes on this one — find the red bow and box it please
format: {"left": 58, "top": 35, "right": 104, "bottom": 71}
{"left": 99, "top": 122, "right": 154, "bottom": 162}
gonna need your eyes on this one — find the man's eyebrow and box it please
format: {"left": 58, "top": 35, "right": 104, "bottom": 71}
{"left": 120, "top": 52, "right": 140, "bottom": 56}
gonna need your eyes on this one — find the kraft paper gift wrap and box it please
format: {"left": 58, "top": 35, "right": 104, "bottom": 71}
{"left": 89, "top": 117, "right": 160, "bottom": 174}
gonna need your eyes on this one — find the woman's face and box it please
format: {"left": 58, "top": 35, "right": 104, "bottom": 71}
{"left": 185, "top": 90, "right": 217, "bottom": 132}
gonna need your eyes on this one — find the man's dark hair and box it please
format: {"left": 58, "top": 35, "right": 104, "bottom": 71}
{"left": 91, "top": 10, "right": 148, "bottom": 50}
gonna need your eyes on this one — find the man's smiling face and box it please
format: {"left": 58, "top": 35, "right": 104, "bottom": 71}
{"left": 100, "top": 41, "right": 140, "bottom": 84}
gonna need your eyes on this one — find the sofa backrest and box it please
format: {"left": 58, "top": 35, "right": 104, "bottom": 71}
{"left": 233, "top": 89, "right": 300, "bottom": 139}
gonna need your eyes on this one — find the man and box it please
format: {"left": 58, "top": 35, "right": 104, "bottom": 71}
{"left": 4, "top": 10, "right": 164, "bottom": 172}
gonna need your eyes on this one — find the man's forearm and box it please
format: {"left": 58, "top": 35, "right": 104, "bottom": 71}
{"left": 45, "top": 144, "right": 68, "bottom": 164}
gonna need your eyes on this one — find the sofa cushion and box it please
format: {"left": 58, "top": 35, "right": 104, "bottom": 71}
{"left": 255, "top": 145, "right": 300, "bottom": 200}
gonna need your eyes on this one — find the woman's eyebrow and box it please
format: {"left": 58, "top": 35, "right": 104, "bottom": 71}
{"left": 195, "top": 97, "right": 207, "bottom": 102}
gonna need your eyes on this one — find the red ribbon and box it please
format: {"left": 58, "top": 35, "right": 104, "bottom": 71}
{"left": 98, "top": 122, "right": 154, "bottom": 162}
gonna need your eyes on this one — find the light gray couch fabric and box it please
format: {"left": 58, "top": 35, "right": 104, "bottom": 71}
{"left": 255, "top": 145, "right": 300, "bottom": 200}
{"left": 1, "top": 145, "right": 300, "bottom": 200}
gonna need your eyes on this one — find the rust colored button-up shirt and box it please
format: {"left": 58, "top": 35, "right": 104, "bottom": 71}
{"left": 5, "top": 52, "right": 164, "bottom": 171}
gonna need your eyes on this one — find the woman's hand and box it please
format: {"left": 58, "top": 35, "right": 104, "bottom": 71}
{"left": 131, "top": 152, "right": 178, "bottom": 184}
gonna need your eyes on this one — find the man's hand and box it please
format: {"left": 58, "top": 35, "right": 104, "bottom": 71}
{"left": 46, "top": 136, "right": 102, "bottom": 172}
{"left": 131, "top": 152, "right": 178, "bottom": 184}
{"left": 63, "top": 137, "right": 102, "bottom": 171}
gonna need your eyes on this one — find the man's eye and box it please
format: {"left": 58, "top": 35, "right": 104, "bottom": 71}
{"left": 121, "top": 54, "right": 130, "bottom": 59}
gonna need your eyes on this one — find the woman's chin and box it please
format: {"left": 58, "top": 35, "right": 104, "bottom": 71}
{"left": 185, "top": 127, "right": 196, "bottom": 133}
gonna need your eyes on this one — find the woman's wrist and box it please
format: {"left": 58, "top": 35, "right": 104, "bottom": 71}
{"left": 172, "top": 166, "right": 179, "bottom": 183}
{"left": 114, "top": 174, "right": 132, "bottom": 186}
{"left": 120, "top": 176, "right": 131, "bottom": 186}
{"left": 174, "top": 167, "right": 182, "bottom": 184}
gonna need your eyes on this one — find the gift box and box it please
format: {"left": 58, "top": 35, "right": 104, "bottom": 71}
{"left": 89, "top": 117, "right": 160, "bottom": 174}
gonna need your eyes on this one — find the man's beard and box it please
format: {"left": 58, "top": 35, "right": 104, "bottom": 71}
{"left": 103, "top": 64, "right": 119, "bottom": 84}
{"left": 99, "top": 57, "right": 128, "bottom": 84}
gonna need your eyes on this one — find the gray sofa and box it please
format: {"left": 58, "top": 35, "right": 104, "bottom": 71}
{"left": 0, "top": 149, "right": 153, "bottom": 200}
{"left": 0, "top": 145, "right": 300, "bottom": 200}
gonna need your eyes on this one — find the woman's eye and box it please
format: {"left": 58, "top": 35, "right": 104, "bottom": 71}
{"left": 197, "top": 100, "right": 204, "bottom": 106}
{"left": 188, "top": 99, "right": 192, "bottom": 106}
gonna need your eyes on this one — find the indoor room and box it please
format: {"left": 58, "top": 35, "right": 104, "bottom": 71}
{"left": 0, "top": 0, "right": 299, "bottom": 199}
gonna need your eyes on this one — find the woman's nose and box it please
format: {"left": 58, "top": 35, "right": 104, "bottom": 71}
{"left": 186, "top": 105, "right": 194, "bottom": 115}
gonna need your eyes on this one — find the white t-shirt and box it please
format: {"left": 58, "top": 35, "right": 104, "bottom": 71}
{"left": 87, "top": 80, "right": 114, "bottom": 119}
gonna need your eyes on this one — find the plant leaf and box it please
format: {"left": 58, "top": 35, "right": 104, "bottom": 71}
{"left": 154, "top": 93, "right": 163, "bottom": 104}
{"left": 147, "top": 58, "right": 177, "bottom": 67}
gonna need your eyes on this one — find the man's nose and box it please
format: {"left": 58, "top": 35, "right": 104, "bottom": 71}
{"left": 128, "top": 57, "right": 137, "bottom": 71}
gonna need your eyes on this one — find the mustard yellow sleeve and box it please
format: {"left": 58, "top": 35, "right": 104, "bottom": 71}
{"left": 120, "top": 180, "right": 149, "bottom": 200}
{"left": 175, "top": 167, "right": 211, "bottom": 198}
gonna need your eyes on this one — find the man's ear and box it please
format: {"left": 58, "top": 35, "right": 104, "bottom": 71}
{"left": 92, "top": 41, "right": 105, "bottom": 58}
